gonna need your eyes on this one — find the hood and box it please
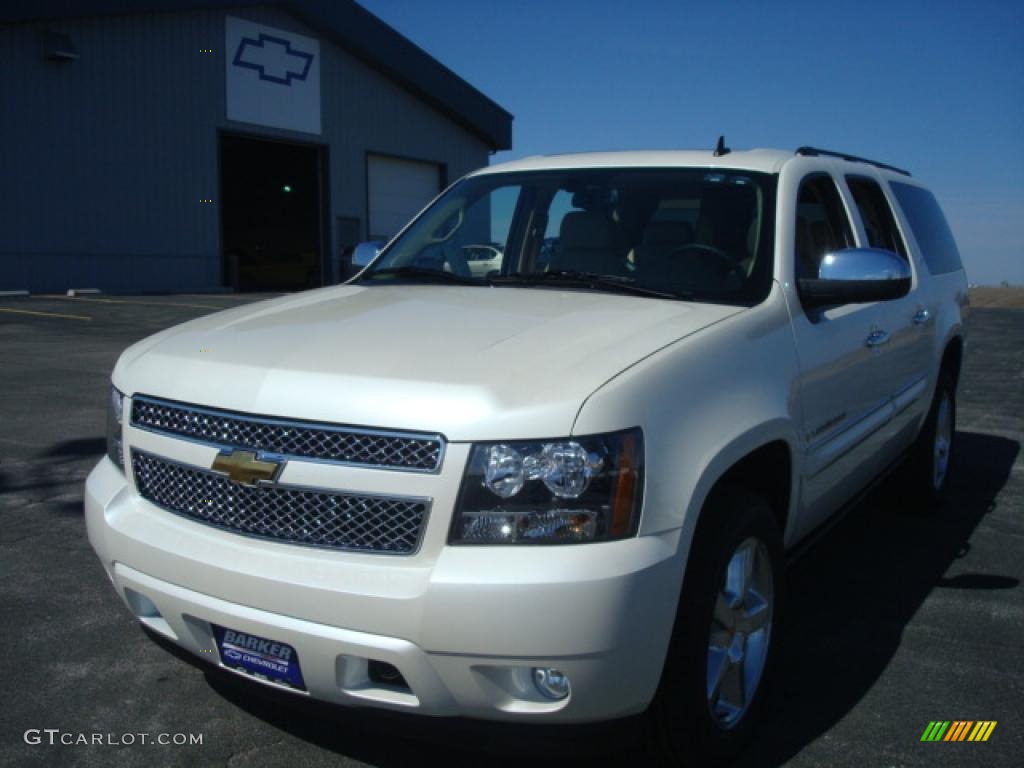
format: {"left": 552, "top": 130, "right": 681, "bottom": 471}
{"left": 114, "top": 284, "right": 741, "bottom": 440}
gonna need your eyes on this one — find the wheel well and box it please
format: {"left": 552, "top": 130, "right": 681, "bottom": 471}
{"left": 710, "top": 441, "right": 792, "bottom": 534}
{"left": 942, "top": 336, "right": 964, "bottom": 387}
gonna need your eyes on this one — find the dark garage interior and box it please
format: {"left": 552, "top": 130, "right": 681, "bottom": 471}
{"left": 220, "top": 134, "right": 324, "bottom": 291}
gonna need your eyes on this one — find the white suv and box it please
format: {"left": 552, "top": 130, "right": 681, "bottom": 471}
{"left": 86, "top": 145, "right": 968, "bottom": 764}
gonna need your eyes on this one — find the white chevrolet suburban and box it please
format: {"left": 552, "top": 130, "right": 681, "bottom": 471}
{"left": 86, "top": 145, "right": 969, "bottom": 764}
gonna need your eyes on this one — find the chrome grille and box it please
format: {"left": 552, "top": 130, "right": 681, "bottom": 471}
{"left": 131, "top": 396, "right": 443, "bottom": 472}
{"left": 132, "top": 451, "right": 429, "bottom": 554}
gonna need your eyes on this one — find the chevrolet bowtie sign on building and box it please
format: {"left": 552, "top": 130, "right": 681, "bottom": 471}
{"left": 225, "top": 16, "right": 321, "bottom": 134}
{"left": 233, "top": 34, "right": 314, "bottom": 85}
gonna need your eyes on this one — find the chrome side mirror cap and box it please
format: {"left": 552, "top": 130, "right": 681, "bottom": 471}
{"left": 799, "top": 247, "right": 911, "bottom": 307}
{"left": 351, "top": 240, "right": 385, "bottom": 269}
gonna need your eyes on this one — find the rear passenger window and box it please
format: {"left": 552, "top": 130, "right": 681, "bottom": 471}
{"left": 846, "top": 176, "right": 907, "bottom": 258}
{"left": 890, "top": 182, "right": 963, "bottom": 274}
{"left": 794, "top": 174, "right": 855, "bottom": 280}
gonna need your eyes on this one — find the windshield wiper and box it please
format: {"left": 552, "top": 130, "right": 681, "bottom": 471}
{"left": 362, "top": 266, "right": 482, "bottom": 285}
{"left": 492, "top": 270, "right": 684, "bottom": 300}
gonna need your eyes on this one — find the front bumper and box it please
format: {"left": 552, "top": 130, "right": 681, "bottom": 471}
{"left": 86, "top": 457, "right": 682, "bottom": 722}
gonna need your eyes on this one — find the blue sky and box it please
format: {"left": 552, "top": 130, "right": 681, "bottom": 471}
{"left": 360, "top": 0, "right": 1023, "bottom": 285}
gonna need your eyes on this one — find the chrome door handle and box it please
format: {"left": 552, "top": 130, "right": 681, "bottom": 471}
{"left": 912, "top": 308, "right": 930, "bottom": 325}
{"left": 865, "top": 329, "right": 891, "bottom": 348}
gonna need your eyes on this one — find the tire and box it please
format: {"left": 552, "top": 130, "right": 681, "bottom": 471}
{"left": 903, "top": 370, "right": 956, "bottom": 510}
{"left": 648, "top": 487, "right": 783, "bottom": 766}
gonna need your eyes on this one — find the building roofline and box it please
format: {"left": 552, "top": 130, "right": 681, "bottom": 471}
{"left": 1, "top": 0, "right": 513, "bottom": 150}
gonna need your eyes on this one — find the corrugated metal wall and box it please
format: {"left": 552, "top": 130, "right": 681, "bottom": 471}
{"left": 0, "top": 6, "right": 492, "bottom": 293}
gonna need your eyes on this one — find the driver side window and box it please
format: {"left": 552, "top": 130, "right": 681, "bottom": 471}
{"left": 795, "top": 174, "right": 855, "bottom": 280}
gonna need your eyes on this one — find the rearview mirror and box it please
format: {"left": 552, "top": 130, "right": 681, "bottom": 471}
{"left": 798, "top": 247, "right": 911, "bottom": 307}
{"left": 351, "top": 240, "right": 384, "bottom": 269}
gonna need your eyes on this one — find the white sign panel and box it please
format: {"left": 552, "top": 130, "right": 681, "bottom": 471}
{"left": 225, "top": 16, "right": 321, "bottom": 135}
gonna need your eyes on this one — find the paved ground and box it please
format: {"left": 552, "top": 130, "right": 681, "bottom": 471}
{"left": 0, "top": 292, "right": 1021, "bottom": 768}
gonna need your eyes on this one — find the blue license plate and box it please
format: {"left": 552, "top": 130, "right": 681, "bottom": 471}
{"left": 212, "top": 625, "right": 306, "bottom": 691}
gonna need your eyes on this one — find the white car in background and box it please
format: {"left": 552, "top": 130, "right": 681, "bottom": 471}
{"left": 462, "top": 244, "right": 504, "bottom": 277}
{"left": 87, "top": 144, "right": 967, "bottom": 765}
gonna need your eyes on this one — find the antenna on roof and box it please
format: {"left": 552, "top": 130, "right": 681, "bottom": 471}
{"left": 713, "top": 135, "right": 730, "bottom": 157}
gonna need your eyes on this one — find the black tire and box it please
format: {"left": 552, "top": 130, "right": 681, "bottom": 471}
{"left": 903, "top": 370, "right": 956, "bottom": 510}
{"left": 648, "top": 487, "right": 783, "bottom": 766}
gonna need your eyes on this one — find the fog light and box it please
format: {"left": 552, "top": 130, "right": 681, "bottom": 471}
{"left": 532, "top": 667, "right": 570, "bottom": 700}
{"left": 368, "top": 660, "right": 409, "bottom": 690}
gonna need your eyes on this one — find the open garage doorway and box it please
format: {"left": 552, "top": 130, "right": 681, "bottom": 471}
{"left": 220, "top": 134, "right": 325, "bottom": 291}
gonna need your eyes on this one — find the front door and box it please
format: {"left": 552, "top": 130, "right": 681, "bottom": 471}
{"left": 787, "top": 172, "right": 895, "bottom": 539}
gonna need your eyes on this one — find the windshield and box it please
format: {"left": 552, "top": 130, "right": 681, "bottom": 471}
{"left": 360, "top": 168, "right": 777, "bottom": 305}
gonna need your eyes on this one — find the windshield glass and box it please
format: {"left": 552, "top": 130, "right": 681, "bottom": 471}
{"left": 360, "top": 168, "right": 777, "bottom": 305}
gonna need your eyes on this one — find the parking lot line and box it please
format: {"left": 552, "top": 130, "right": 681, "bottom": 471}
{"left": 0, "top": 307, "right": 92, "bottom": 321}
{"left": 177, "top": 293, "right": 275, "bottom": 301}
{"left": 37, "top": 295, "right": 224, "bottom": 311}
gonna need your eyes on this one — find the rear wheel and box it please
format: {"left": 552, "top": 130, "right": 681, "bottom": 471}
{"left": 904, "top": 370, "right": 956, "bottom": 509}
{"left": 648, "top": 488, "right": 783, "bottom": 766}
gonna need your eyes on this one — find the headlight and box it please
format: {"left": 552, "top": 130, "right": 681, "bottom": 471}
{"left": 106, "top": 385, "right": 125, "bottom": 471}
{"left": 451, "top": 428, "right": 643, "bottom": 545}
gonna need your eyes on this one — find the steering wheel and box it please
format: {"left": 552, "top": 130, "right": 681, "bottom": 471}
{"left": 413, "top": 246, "right": 473, "bottom": 278}
{"left": 665, "top": 243, "right": 744, "bottom": 281}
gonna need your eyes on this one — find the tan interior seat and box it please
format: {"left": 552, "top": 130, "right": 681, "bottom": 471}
{"left": 551, "top": 211, "right": 623, "bottom": 275}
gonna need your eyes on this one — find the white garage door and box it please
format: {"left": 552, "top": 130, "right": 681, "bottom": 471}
{"left": 367, "top": 155, "right": 442, "bottom": 240}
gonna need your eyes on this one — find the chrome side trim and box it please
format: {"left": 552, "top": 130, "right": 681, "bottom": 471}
{"left": 805, "top": 398, "right": 893, "bottom": 479}
{"left": 892, "top": 375, "right": 929, "bottom": 417}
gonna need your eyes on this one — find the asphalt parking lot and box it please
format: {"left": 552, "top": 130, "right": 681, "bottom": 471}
{"left": 1, "top": 292, "right": 1021, "bottom": 768}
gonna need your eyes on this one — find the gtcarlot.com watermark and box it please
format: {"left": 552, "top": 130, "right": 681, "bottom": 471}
{"left": 25, "top": 729, "right": 203, "bottom": 746}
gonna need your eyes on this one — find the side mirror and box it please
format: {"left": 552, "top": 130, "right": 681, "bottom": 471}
{"left": 351, "top": 240, "right": 385, "bottom": 269}
{"left": 798, "top": 247, "right": 911, "bottom": 307}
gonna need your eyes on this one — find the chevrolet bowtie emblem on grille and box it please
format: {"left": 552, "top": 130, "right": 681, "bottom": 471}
{"left": 211, "top": 450, "right": 283, "bottom": 486}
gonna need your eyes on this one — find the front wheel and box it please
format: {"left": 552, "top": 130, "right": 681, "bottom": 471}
{"left": 648, "top": 488, "right": 783, "bottom": 766}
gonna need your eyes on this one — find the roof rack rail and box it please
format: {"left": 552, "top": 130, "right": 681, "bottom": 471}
{"left": 795, "top": 146, "right": 911, "bottom": 177}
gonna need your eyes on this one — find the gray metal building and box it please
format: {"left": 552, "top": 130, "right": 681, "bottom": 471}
{"left": 0, "top": 0, "right": 512, "bottom": 293}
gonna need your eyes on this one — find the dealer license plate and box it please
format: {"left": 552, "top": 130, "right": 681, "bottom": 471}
{"left": 212, "top": 625, "right": 306, "bottom": 691}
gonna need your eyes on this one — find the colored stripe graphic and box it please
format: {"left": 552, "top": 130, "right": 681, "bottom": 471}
{"left": 945, "top": 721, "right": 972, "bottom": 741}
{"left": 921, "top": 721, "right": 950, "bottom": 741}
{"left": 968, "top": 721, "right": 997, "bottom": 742}
{"left": 921, "top": 720, "right": 996, "bottom": 742}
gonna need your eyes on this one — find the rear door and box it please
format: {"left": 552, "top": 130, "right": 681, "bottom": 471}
{"left": 845, "top": 174, "right": 934, "bottom": 462}
{"left": 787, "top": 172, "right": 895, "bottom": 538}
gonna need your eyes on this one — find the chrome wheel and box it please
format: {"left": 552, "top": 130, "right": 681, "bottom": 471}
{"left": 933, "top": 393, "right": 952, "bottom": 490}
{"left": 706, "top": 537, "right": 773, "bottom": 728}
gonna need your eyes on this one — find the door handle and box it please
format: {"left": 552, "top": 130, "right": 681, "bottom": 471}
{"left": 912, "top": 308, "right": 930, "bottom": 325}
{"left": 865, "top": 329, "right": 891, "bottom": 348}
